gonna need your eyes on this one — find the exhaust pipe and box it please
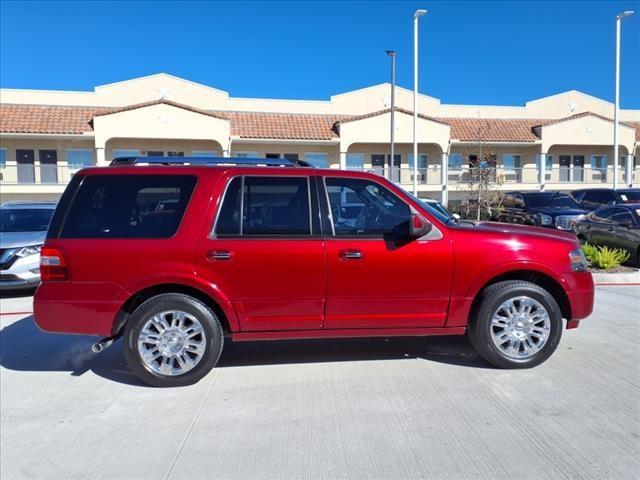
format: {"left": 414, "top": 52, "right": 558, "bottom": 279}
{"left": 91, "top": 337, "right": 114, "bottom": 353}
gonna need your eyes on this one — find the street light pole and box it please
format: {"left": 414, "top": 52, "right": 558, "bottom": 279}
{"left": 386, "top": 50, "right": 396, "bottom": 181}
{"left": 614, "top": 10, "right": 634, "bottom": 190}
{"left": 413, "top": 9, "right": 427, "bottom": 196}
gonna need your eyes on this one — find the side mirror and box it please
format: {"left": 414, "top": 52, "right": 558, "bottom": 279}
{"left": 409, "top": 213, "right": 432, "bottom": 238}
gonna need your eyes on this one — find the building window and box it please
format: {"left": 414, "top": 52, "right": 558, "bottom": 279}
{"left": 346, "top": 153, "right": 365, "bottom": 170}
{"left": 407, "top": 154, "right": 428, "bottom": 169}
{"left": 0, "top": 148, "right": 6, "bottom": 167}
{"left": 502, "top": 154, "right": 521, "bottom": 171}
{"left": 66, "top": 149, "right": 93, "bottom": 170}
{"left": 235, "top": 151, "right": 259, "bottom": 158}
{"left": 167, "top": 151, "right": 184, "bottom": 157}
{"left": 304, "top": 152, "right": 329, "bottom": 168}
{"left": 112, "top": 149, "right": 140, "bottom": 160}
{"left": 591, "top": 155, "right": 607, "bottom": 171}
{"left": 448, "top": 153, "right": 463, "bottom": 171}
{"left": 191, "top": 150, "right": 218, "bottom": 157}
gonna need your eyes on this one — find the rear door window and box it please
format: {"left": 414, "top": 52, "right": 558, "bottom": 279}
{"left": 214, "top": 176, "right": 312, "bottom": 236}
{"left": 60, "top": 175, "right": 197, "bottom": 238}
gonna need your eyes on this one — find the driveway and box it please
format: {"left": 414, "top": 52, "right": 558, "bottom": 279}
{"left": 1, "top": 286, "right": 639, "bottom": 480}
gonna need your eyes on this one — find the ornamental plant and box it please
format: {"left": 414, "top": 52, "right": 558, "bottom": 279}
{"left": 582, "top": 243, "right": 630, "bottom": 270}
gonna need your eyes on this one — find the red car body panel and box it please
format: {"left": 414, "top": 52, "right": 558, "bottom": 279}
{"left": 33, "top": 166, "right": 594, "bottom": 339}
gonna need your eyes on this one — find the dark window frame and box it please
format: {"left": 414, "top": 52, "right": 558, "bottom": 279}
{"left": 321, "top": 176, "right": 412, "bottom": 239}
{"left": 211, "top": 174, "right": 318, "bottom": 239}
{"left": 58, "top": 174, "right": 197, "bottom": 239}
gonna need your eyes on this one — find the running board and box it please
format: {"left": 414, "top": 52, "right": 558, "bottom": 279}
{"left": 232, "top": 327, "right": 466, "bottom": 342}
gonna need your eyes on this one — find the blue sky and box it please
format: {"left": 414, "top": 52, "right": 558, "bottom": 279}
{"left": 1, "top": 1, "right": 639, "bottom": 107}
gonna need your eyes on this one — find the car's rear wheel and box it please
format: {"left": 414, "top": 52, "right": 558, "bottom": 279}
{"left": 123, "top": 293, "right": 224, "bottom": 387}
{"left": 467, "top": 280, "right": 563, "bottom": 369}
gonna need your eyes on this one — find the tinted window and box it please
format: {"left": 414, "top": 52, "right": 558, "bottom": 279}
{"left": 591, "top": 207, "right": 618, "bottom": 222}
{"left": 583, "top": 191, "right": 614, "bottom": 205}
{"left": 325, "top": 177, "right": 410, "bottom": 236}
{"left": 215, "top": 176, "right": 311, "bottom": 236}
{"left": 525, "top": 194, "right": 580, "bottom": 209}
{"left": 611, "top": 211, "right": 635, "bottom": 225}
{"left": 61, "top": 175, "right": 196, "bottom": 238}
{"left": 0, "top": 208, "right": 53, "bottom": 232}
{"left": 215, "top": 177, "right": 242, "bottom": 235}
{"left": 619, "top": 190, "right": 640, "bottom": 202}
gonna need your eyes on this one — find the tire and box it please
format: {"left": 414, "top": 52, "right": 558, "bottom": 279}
{"left": 467, "top": 280, "right": 563, "bottom": 369}
{"left": 123, "top": 293, "right": 224, "bottom": 387}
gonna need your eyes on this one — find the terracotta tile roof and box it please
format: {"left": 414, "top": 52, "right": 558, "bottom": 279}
{"left": 439, "top": 118, "right": 544, "bottom": 142}
{"left": 218, "top": 111, "right": 345, "bottom": 140}
{"left": 338, "top": 108, "right": 449, "bottom": 125}
{"left": 627, "top": 122, "right": 640, "bottom": 141}
{"left": 0, "top": 103, "right": 107, "bottom": 134}
{"left": 1, "top": 103, "right": 639, "bottom": 144}
{"left": 92, "top": 99, "right": 228, "bottom": 121}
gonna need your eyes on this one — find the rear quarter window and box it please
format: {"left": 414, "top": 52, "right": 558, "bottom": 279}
{"left": 59, "top": 174, "right": 197, "bottom": 238}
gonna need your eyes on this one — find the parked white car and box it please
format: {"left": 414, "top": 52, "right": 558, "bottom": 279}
{"left": 0, "top": 201, "right": 56, "bottom": 290}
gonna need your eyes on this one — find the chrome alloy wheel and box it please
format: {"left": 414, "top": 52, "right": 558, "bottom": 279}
{"left": 137, "top": 310, "right": 206, "bottom": 376}
{"left": 490, "top": 296, "right": 551, "bottom": 359}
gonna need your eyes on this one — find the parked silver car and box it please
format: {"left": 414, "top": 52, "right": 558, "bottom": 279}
{"left": 0, "top": 201, "right": 56, "bottom": 290}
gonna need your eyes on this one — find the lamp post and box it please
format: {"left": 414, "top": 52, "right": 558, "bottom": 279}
{"left": 386, "top": 50, "right": 396, "bottom": 181}
{"left": 413, "top": 9, "right": 427, "bottom": 196}
{"left": 614, "top": 10, "right": 634, "bottom": 190}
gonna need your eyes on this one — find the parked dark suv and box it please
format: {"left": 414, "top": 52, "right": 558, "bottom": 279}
{"left": 493, "top": 191, "right": 589, "bottom": 231}
{"left": 574, "top": 204, "right": 640, "bottom": 265}
{"left": 572, "top": 188, "right": 640, "bottom": 210}
{"left": 34, "top": 157, "right": 594, "bottom": 387}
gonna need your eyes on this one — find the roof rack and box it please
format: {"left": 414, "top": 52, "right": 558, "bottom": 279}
{"left": 110, "top": 156, "right": 314, "bottom": 168}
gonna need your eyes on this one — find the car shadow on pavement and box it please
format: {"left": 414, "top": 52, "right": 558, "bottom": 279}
{"left": 0, "top": 287, "right": 37, "bottom": 299}
{"left": 0, "top": 316, "right": 492, "bottom": 387}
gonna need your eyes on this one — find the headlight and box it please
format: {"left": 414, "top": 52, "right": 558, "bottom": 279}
{"left": 15, "top": 245, "right": 42, "bottom": 258}
{"left": 539, "top": 214, "right": 553, "bottom": 226}
{"left": 569, "top": 248, "right": 588, "bottom": 272}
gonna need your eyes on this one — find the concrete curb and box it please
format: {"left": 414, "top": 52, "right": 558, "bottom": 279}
{"left": 592, "top": 269, "right": 640, "bottom": 285}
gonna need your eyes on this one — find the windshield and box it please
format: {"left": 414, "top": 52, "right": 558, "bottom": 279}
{"left": 620, "top": 191, "right": 640, "bottom": 202}
{"left": 526, "top": 194, "right": 580, "bottom": 209}
{"left": 0, "top": 208, "right": 54, "bottom": 232}
{"left": 404, "top": 192, "right": 451, "bottom": 224}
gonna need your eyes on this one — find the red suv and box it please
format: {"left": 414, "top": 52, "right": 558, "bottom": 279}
{"left": 34, "top": 157, "right": 594, "bottom": 387}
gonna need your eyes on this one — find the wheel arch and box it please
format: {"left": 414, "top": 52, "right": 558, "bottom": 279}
{"left": 468, "top": 269, "right": 572, "bottom": 324}
{"left": 112, "top": 283, "right": 238, "bottom": 337}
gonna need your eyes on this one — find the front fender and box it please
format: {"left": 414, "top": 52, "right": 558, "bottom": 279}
{"left": 446, "top": 261, "right": 568, "bottom": 328}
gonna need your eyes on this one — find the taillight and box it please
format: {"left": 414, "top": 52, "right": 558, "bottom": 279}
{"left": 40, "top": 246, "right": 68, "bottom": 281}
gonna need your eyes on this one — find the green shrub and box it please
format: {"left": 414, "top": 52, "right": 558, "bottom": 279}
{"left": 585, "top": 244, "right": 631, "bottom": 270}
{"left": 581, "top": 243, "right": 599, "bottom": 263}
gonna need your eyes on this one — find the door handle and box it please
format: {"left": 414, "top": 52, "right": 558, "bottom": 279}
{"left": 340, "top": 249, "right": 363, "bottom": 260}
{"left": 207, "top": 250, "right": 233, "bottom": 261}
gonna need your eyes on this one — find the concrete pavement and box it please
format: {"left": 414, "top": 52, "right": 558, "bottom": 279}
{"left": 1, "top": 286, "right": 639, "bottom": 480}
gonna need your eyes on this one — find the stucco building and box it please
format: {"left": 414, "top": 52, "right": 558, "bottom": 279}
{"left": 1, "top": 73, "right": 638, "bottom": 204}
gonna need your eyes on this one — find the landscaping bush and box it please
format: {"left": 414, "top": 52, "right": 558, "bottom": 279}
{"left": 581, "top": 243, "right": 599, "bottom": 263}
{"left": 582, "top": 243, "right": 630, "bottom": 270}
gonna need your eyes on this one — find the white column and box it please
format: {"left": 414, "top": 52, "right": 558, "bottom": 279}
{"left": 222, "top": 149, "right": 230, "bottom": 158}
{"left": 626, "top": 154, "right": 634, "bottom": 187}
{"left": 440, "top": 153, "right": 448, "bottom": 206}
{"left": 539, "top": 153, "right": 547, "bottom": 191}
{"left": 96, "top": 147, "right": 106, "bottom": 166}
{"left": 340, "top": 152, "right": 347, "bottom": 170}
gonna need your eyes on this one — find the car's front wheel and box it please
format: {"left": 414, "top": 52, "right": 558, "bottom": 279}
{"left": 123, "top": 293, "right": 224, "bottom": 387}
{"left": 468, "top": 280, "right": 563, "bottom": 368}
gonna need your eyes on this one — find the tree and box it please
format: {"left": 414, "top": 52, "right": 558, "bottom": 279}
{"left": 453, "top": 123, "right": 505, "bottom": 221}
